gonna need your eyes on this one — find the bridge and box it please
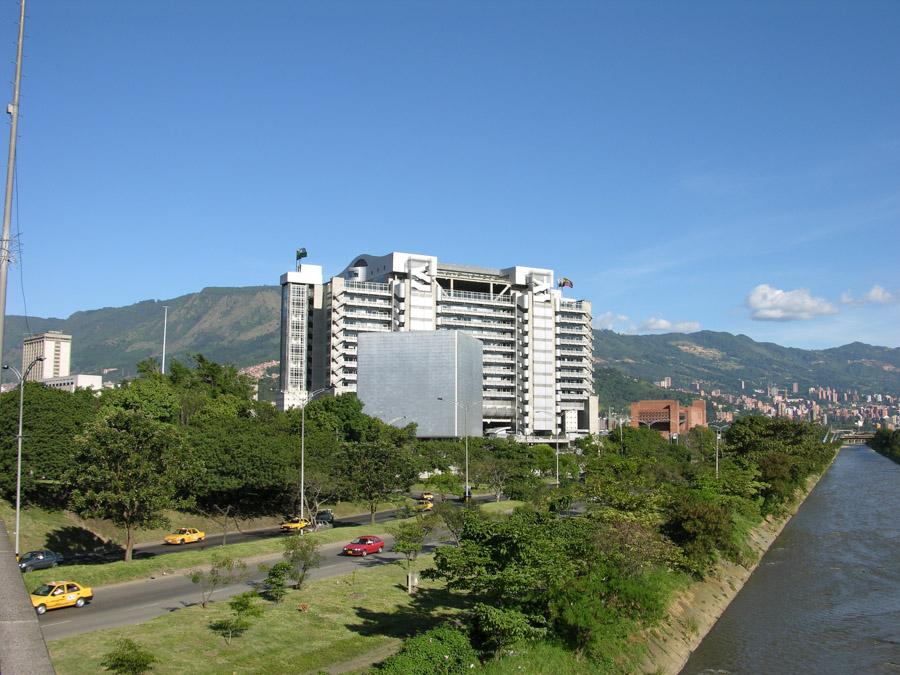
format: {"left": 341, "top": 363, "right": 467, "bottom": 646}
{"left": 830, "top": 430, "right": 875, "bottom": 445}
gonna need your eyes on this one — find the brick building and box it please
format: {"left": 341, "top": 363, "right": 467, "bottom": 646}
{"left": 629, "top": 399, "right": 707, "bottom": 438}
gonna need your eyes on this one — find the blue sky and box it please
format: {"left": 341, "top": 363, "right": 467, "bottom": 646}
{"left": 5, "top": 1, "right": 899, "bottom": 348}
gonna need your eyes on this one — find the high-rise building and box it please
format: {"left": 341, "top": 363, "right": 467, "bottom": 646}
{"left": 277, "top": 251, "right": 598, "bottom": 438}
{"left": 22, "top": 331, "right": 71, "bottom": 381}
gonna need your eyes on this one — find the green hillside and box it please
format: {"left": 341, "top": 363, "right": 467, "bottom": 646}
{"left": 2, "top": 286, "right": 281, "bottom": 379}
{"left": 593, "top": 329, "right": 900, "bottom": 395}
{"left": 3, "top": 286, "right": 897, "bottom": 396}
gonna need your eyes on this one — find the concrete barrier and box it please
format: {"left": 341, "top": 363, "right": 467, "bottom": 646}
{"left": 0, "top": 520, "right": 55, "bottom": 674}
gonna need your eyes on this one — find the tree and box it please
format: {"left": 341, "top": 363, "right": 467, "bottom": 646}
{"left": 378, "top": 626, "right": 478, "bottom": 674}
{"left": 471, "top": 455, "right": 518, "bottom": 502}
{"left": 392, "top": 518, "right": 430, "bottom": 593}
{"left": 190, "top": 555, "right": 248, "bottom": 608}
{"left": 99, "top": 377, "right": 180, "bottom": 424}
{"left": 0, "top": 384, "right": 99, "bottom": 508}
{"left": 282, "top": 534, "right": 322, "bottom": 591}
{"left": 260, "top": 561, "right": 292, "bottom": 603}
{"left": 341, "top": 441, "right": 418, "bottom": 524}
{"left": 100, "top": 638, "right": 157, "bottom": 674}
{"left": 66, "top": 409, "right": 190, "bottom": 561}
{"left": 209, "top": 591, "right": 263, "bottom": 644}
{"left": 432, "top": 501, "right": 469, "bottom": 546}
{"left": 529, "top": 444, "right": 555, "bottom": 476}
{"left": 426, "top": 472, "right": 463, "bottom": 501}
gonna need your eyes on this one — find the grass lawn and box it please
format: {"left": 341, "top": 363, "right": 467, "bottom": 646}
{"left": 23, "top": 520, "right": 415, "bottom": 589}
{"left": 478, "top": 500, "right": 525, "bottom": 517}
{"left": 48, "top": 554, "right": 464, "bottom": 675}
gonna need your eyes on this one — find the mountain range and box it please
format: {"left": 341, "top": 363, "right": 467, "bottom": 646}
{"left": 3, "top": 286, "right": 899, "bottom": 396}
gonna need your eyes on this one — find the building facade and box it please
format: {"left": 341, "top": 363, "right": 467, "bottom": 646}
{"left": 22, "top": 331, "right": 71, "bottom": 381}
{"left": 629, "top": 399, "right": 707, "bottom": 438}
{"left": 41, "top": 374, "right": 103, "bottom": 393}
{"left": 278, "top": 251, "right": 598, "bottom": 439}
{"left": 357, "top": 331, "right": 483, "bottom": 438}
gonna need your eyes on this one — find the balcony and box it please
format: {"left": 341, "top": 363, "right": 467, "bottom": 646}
{"left": 441, "top": 289, "right": 515, "bottom": 304}
{"left": 344, "top": 280, "right": 392, "bottom": 295}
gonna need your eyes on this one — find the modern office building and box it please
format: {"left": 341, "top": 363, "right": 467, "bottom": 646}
{"left": 277, "top": 251, "right": 598, "bottom": 439}
{"left": 357, "top": 331, "right": 483, "bottom": 438}
{"left": 629, "top": 399, "right": 707, "bottom": 438}
{"left": 22, "top": 331, "right": 71, "bottom": 381}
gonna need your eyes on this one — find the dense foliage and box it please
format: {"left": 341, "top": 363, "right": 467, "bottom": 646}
{"left": 869, "top": 428, "right": 900, "bottom": 463}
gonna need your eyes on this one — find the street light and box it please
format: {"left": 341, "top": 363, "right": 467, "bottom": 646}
{"left": 300, "top": 387, "right": 331, "bottom": 521}
{"left": 3, "top": 355, "right": 44, "bottom": 558}
{"left": 709, "top": 423, "right": 729, "bottom": 480}
{"left": 437, "top": 397, "right": 479, "bottom": 501}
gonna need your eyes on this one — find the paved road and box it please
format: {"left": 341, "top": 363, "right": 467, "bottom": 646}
{"left": 39, "top": 536, "right": 445, "bottom": 641}
{"left": 91, "top": 495, "right": 494, "bottom": 561}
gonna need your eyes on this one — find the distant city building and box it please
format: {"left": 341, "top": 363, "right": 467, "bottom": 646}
{"left": 41, "top": 374, "right": 103, "bottom": 393}
{"left": 792, "top": 382, "right": 799, "bottom": 394}
{"left": 277, "top": 250, "right": 598, "bottom": 438}
{"left": 22, "top": 331, "right": 71, "bottom": 381}
{"left": 655, "top": 376, "right": 672, "bottom": 389}
{"left": 629, "top": 399, "right": 707, "bottom": 438}
{"left": 356, "top": 331, "right": 482, "bottom": 438}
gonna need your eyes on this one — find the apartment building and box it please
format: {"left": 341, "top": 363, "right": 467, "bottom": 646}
{"left": 277, "top": 251, "right": 598, "bottom": 438}
{"left": 22, "top": 331, "right": 71, "bottom": 381}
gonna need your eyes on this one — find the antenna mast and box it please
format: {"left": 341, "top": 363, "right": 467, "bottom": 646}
{"left": 0, "top": 0, "right": 26, "bottom": 381}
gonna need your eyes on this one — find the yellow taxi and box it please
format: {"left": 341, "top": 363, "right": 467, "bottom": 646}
{"left": 421, "top": 492, "right": 434, "bottom": 502}
{"left": 164, "top": 527, "right": 205, "bottom": 545}
{"left": 281, "top": 516, "right": 312, "bottom": 533}
{"left": 415, "top": 499, "right": 434, "bottom": 512}
{"left": 30, "top": 581, "right": 93, "bottom": 615}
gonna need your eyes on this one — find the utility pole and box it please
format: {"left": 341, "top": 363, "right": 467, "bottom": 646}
{"left": 0, "top": 0, "right": 27, "bottom": 386}
{"left": 161, "top": 305, "right": 169, "bottom": 374}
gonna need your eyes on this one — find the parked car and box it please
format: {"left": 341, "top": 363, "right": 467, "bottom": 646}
{"left": 314, "top": 509, "right": 334, "bottom": 527}
{"left": 342, "top": 536, "right": 384, "bottom": 557}
{"left": 281, "top": 517, "right": 313, "bottom": 533}
{"left": 18, "top": 550, "right": 63, "bottom": 573}
{"left": 163, "top": 528, "right": 205, "bottom": 545}
{"left": 30, "top": 580, "right": 93, "bottom": 615}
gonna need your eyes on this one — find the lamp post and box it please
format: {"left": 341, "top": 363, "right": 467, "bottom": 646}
{"left": 3, "top": 355, "right": 44, "bottom": 558}
{"left": 161, "top": 305, "right": 169, "bottom": 375}
{"left": 710, "top": 423, "right": 729, "bottom": 480}
{"left": 300, "top": 387, "right": 331, "bottom": 521}
{"left": 437, "top": 397, "right": 479, "bottom": 501}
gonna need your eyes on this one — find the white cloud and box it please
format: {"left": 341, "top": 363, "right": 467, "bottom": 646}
{"left": 593, "top": 311, "right": 629, "bottom": 330}
{"left": 842, "top": 284, "right": 894, "bottom": 306}
{"left": 639, "top": 317, "right": 701, "bottom": 333}
{"left": 746, "top": 284, "right": 838, "bottom": 321}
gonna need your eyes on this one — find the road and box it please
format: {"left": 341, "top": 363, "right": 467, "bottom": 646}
{"left": 39, "top": 536, "right": 444, "bottom": 641}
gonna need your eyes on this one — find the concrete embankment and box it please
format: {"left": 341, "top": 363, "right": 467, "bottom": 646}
{"left": 636, "top": 452, "right": 839, "bottom": 675}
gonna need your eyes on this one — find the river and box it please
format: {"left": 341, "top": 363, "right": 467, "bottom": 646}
{"left": 682, "top": 445, "right": 900, "bottom": 675}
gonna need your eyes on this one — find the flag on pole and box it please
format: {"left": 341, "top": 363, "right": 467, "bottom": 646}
{"left": 558, "top": 277, "right": 574, "bottom": 289}
{"left": 296, "top": 248, "right": 308, "bottom": 261}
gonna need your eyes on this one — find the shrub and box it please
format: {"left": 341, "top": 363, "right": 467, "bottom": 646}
{"left": 261, "top": 561, "right": 292, "bottom": 603}
{"left": 100, "top": 638, "right": 157, "bottom": 674}
{"left": 663, "top": 490, "right": 738, "bottom": 576}
{"left": 379, "top": 626, "right": 478, "bottom": 674}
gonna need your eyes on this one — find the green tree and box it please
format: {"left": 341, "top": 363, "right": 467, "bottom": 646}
{"left": 378, "top": 626, "right": 478, "bottom": 674}
{"left": 100, "top": 638, "right": 157, "bottom": 674}
{"left": 209, "top": 591, "right": 263, "bottom": 644}
{"left": 0, "top": 384, "right": 99, "bottom": 508}
{"left": 260, "top": 561, "right": 292, "bottom": 603}
{"left": 391, "top": 518, "right": 430, "bottom": 593}
{"left": 529, "top": 444, "right": 555, "bottom": 476}
{"left": 341, "top": 441, "right": 418, "bottom": 524}
{"left": 100, "top": 377, "right": 180, "bottom": 423}
{"left": 66, "top": 409, "right": 190, "bottom": 561}
{"left": 190, "top": 555, "right": 248, "bottom": 608}
{"left": 282, "top": 534, "right": 322, "bottom": 591}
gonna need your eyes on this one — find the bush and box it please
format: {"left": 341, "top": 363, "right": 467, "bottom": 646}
{"left": 379, "top": 626, "right": 479, "bottom": 674}
{"left": 663, "top": 490, "right": 738, "bottom": 576}
{"left": 100, "top": 638, "right": 157, "bottom": 674}
{"left": 260, "top": 561, "right": 292, "bottom": 603}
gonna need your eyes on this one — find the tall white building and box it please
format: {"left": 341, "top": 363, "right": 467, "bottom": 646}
{"left": 277, "top": 251, "right": 598, "bottom": 438}
{"left": 22, "top": 331, "right": 71, "bottom": 381}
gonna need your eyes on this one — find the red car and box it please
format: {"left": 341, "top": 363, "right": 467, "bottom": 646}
{"left": 342, "top": 536, "right": 384, "bottom": 557}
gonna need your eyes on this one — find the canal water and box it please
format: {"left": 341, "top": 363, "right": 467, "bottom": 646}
{"left": 682, "top": 445, "right": 900, "bottom": 675}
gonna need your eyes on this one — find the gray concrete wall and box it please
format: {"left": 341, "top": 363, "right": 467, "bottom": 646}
{"left": 0, "top": 521, "right": 55, "bottom": 674}
{"left": 357, "top": 331, "right": 482, "bottom": 437}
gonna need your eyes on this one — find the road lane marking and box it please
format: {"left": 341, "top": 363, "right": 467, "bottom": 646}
{"left": 43, "top": 620, "right": 72, "bottom": 627}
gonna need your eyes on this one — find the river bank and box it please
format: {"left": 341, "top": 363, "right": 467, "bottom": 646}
{"left": 635, "top": 448, "right": 840, "bottom": 675}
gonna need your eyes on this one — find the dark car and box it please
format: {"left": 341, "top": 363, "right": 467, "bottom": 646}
{"left": 315, "top": 509, "right": 334, "bottom": 526}
{"left": 18, "top": 550, "right": 63, "bottom": 573}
